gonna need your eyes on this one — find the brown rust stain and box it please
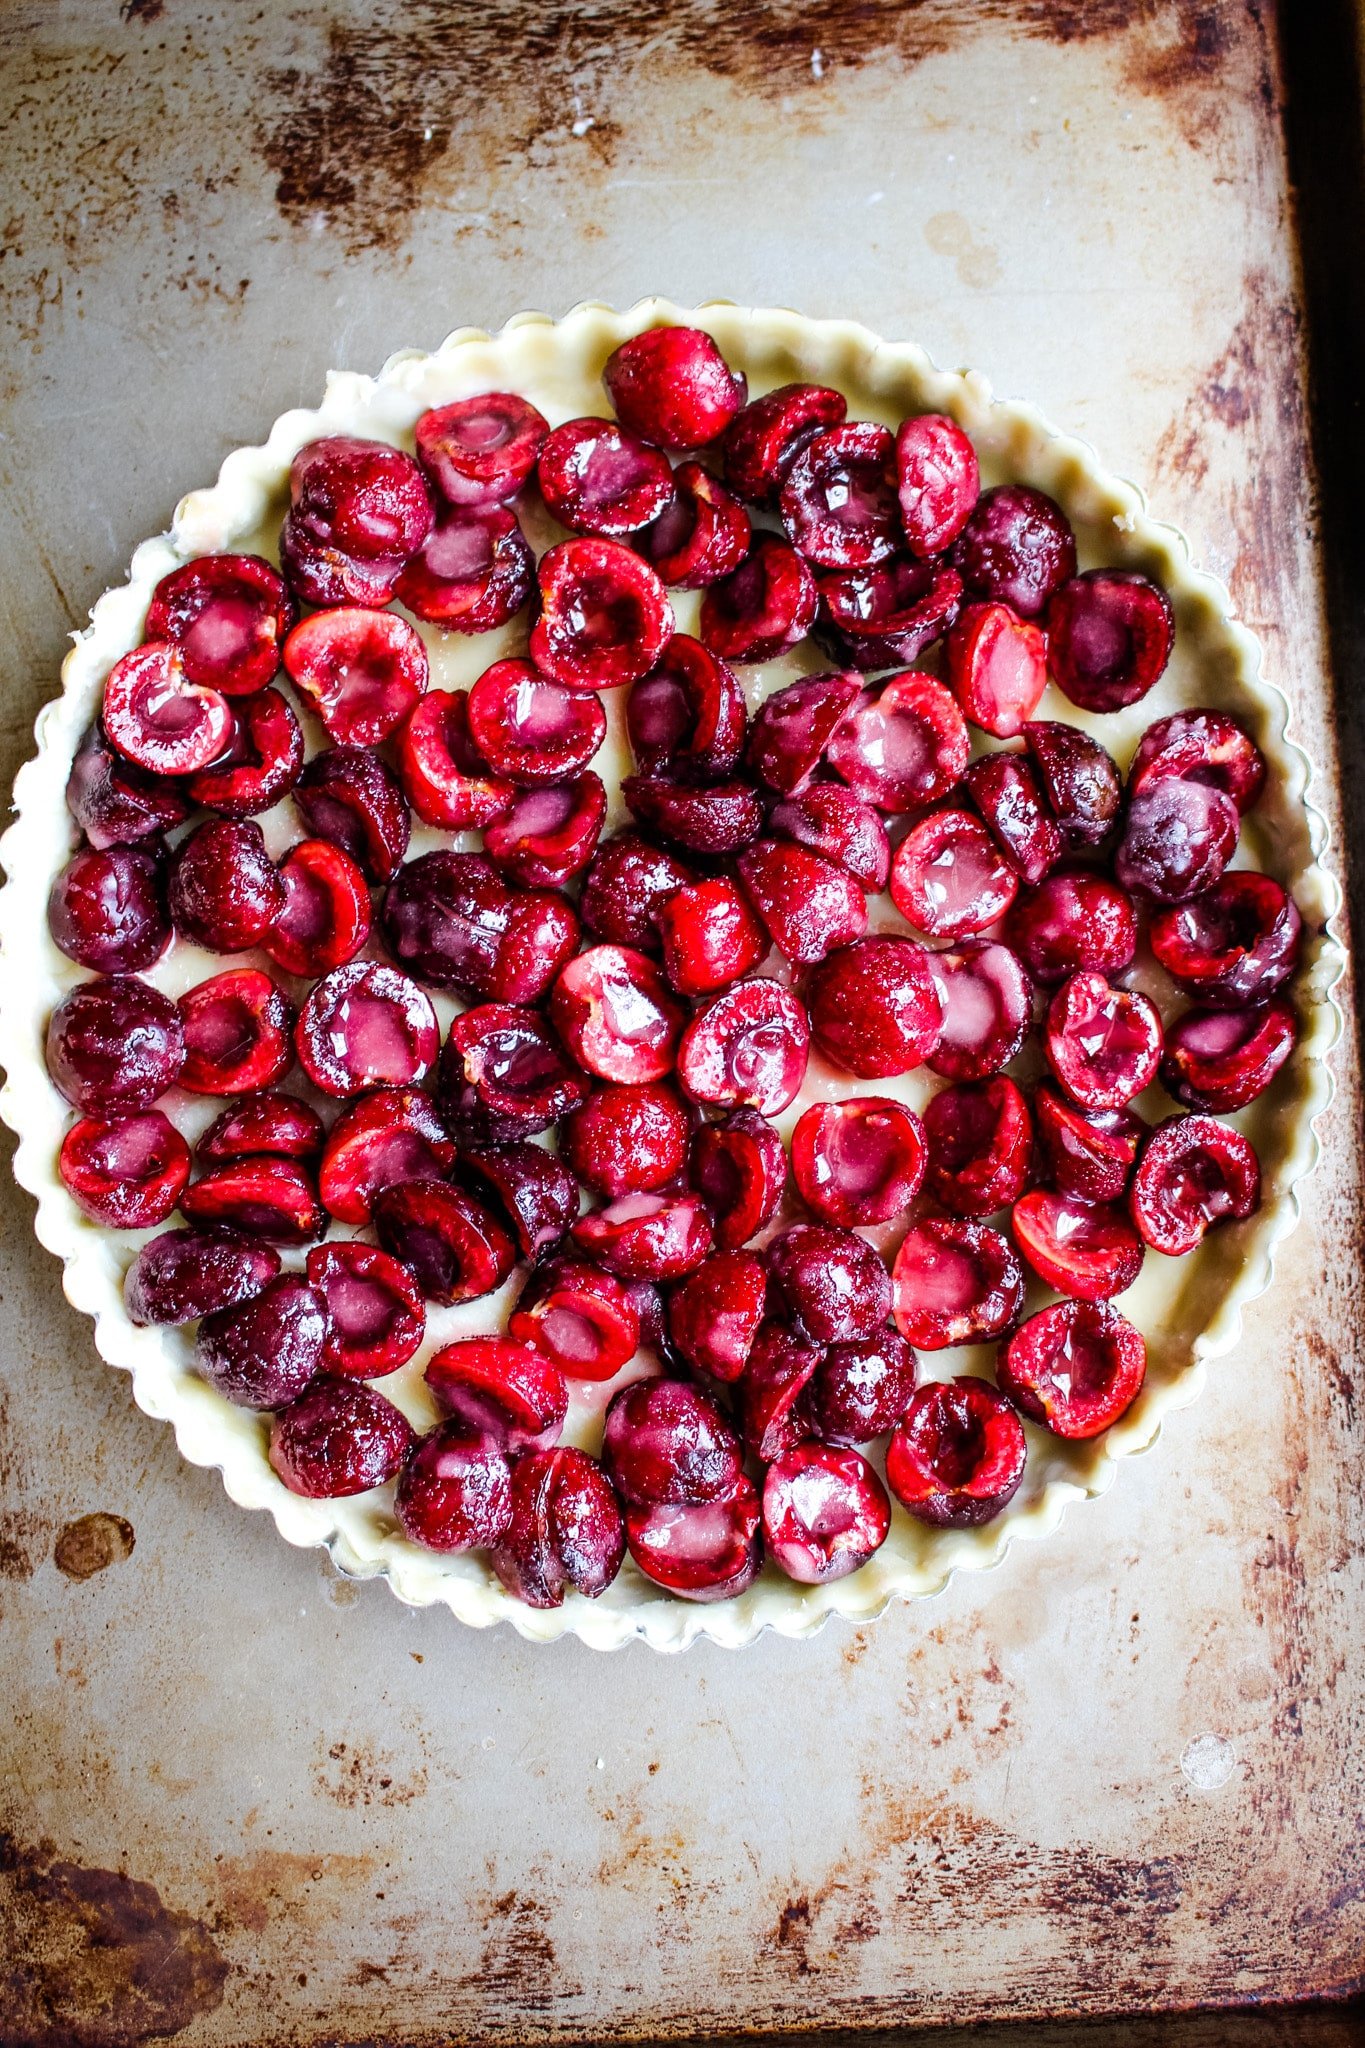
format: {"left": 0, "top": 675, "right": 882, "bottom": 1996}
{"left": 252, "top": 0, "right": 1266, "bottom": 257}
{"left": 53, "top": 1513, "right": 135, "bottom": 1582}
{"left": 211, "top": 1845, "right": 378, "bottom": 1941}
{"left": 314, "top": 1738, "right": 428, "bottom": 1809}
{"left": 469, "top": 1890, "right": 583, "bottom": 2012}
{"left": 0, "top": 1832, "right": 227, "bottom": 2047}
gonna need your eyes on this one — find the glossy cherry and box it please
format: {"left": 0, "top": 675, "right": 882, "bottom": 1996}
{"left": 895, "top": 413, "right": 979, "bottom": 557}
{"left": 196, "top": 1093, "right": 324, "bottom": 1164}
{"left": 395, "top": 689, "right": 513, "bottom": 830}
{"left": 739, "top": 1322, "right": 825, "bottom": 1463}
{"left": 769, "top": 783, "right": 890, "bottom": 891}
{"left": 425, "top": 1335, "right": 567, "bottom": 1452}
{"left": 603, "top": 1377, "right": 745, "bottom": 1507}
{"left": 373, "top": 1179, "right": 516, "bottom": 1305}
{"left": 722, "top": 381, "right": 847, "bottom": 505}
{"left": 1023, "top": 721, "right": 1122, "bottom": 851}
{"left": 187, "top": 687, "right": 304, "bottom": 819}
{"left": 47, "top": 976, "right": 185, "bottom": 1114}
{"left": 537, "top": 417, "right": 675, "bottom": 536}
{"left": 641, "top": 464, "right": 751, "bottom": 587}
{"left": 1127, "top": 709, "right": 1265, "bottom": 814}
{"left": 263, "top": 839, "right": 371, "bottom": 978}
{"left": 560, "top": 1081, "right": 690, "bottom": 1197}
{"left": 689, "top": 1106, "right": 786, "bottom": 1249}
{"left": 1129, "top": 1115, "right": 1260, "bottom": 1256}
{"left": 1149, "top": 873, "right": 1301, "bottom": 1007}
{"left": 66, "top": 728, "right": 189, "bottom": 849}
{"left": 622, "top": 775, "right": 764, "bottom": 857}
{"left": 768, "top": 1222, "right": 892, "bottom": 1344}
{"left": 805, "top": 1329, "right": 920, "bottom": 1445}
{"left": 603, "top": 325, "right": 746, "bottom": 448}
{"left": 892, "top": 1218, "right": 1024, "bottom": 1349}
{"left": 1160, "top": 1000, "right": 1296, "bottom": 1112}
{"left": 676, "top": 978, "right": 809, "bottom": 1115}
{"left": 625, "top": 635, "right": 747, "bottom": 782}
{"left": 466, "top": 658, "right": 607, "bottom": 786}
{"left": 279, "top": 434, "right": 433, "bottom": 607}
{"left": 509, "top": 1258, "right": 640, "bottom": 1382}
{"left": 1045, "top": 971, "right": 1163, "bottom": 1110}
{"left": 295, "top": 962, "right": 439, "bottom": 1097}
{"left": 890, "top": 809, "right": 1018, "bottom": 941}
{"left": 886, "top": 1378, "right": 1026, "bottom": 1526}
{"left": 745, "top": 671, "right": 860, "bottom": 796}
{"left": 963, "top": 750, "right": 1063, "bottom": 887}
{"left": 579, "top": 833, "right": 696, "bottom": 954}
{"left": 1006, "top": 870, "right": 1137, "bottom": 985}
{"left": 178, "top": 969, "right": 294, "bottom": 1095}
{"left": 572, "top": 1190, "right": 713, "bottom": 1282}
{"left": 125, "top": 1229, "right": 281, "bottom": 1327}
{"left": 101, "top": 642, "right": 233, "bottom": 778}
{"left": 763, "top": 1443, "right": 891, "bottom": 1585}
{"left": 438, "top": 1002, "right": 591, "bottom": 1143}
{"left": 699, "top": 537, "right": 818, "bottom": 665}
{"left": 530, "top": 538, "right": 672, "bottom": 690}
{"left": 491, "top": 1448, "right": 626, "bottom": 1607}
{"left": 180, "top": 1156, "right": 325, "bottom": 1245}
{"left": 294, "top": 745, "right": 410, "bottom": 882}
{"left": 483, "top": 774, "right": 606, "bottom": 890}
{"left": 781, "top": 422, "right": 900, "bottom": 570}
{"left": 395, "top": 1427, "right": 513, "bottom": 1552}
{"left": 550, "top": 944, "right": 684, "bottom": 1084}
{"left": 923, "top": 1076, "right": 1033, "bottom": 1218}
{"left": 657, "top": 877, "right": 769, "bottom": 996}
{"left": 738, "top": 838, "right": 867, "bottom": 965}
{"left": 827, "top": 671, "right": 970, "bottom": 813}
{"left": 1045, "top": 570, "right": 1174, "bottom": 712}
{"left": 1012, "top": 1188, "right": 1144, "bottom": 1300}
{"left": 168, "top": 819, "right": 284, "bottom": 952}
{"left": 317, "top": 1086, "right": 456, "bottom": 1225}
{"left": 926, "top": 940, "right": 1033, "bottom": 1083}
{"left": 415, "top": 392, "right": 548, "bottom": 507}
{"left": 269, "top": 1379, "right": 414, "bottom": 1498}
{"left": 145, "top": 553, "right": 292, "bottom": 697}
{"left": 48, "top": 846, "right": 170, "bottom": 975}
{"left": 806, "top": 937, "right": 943, "bottom": 1079}
{"left": 666, "top": 1249, "right": 768, "bottom": 1382}
{"left": 999, "top": 1299, "right": 1146, "bottom": 1439}
{"left": 382, "top": 851, "right": 578, "bottom": 1003}
{"left": 305, "top": 1241, "right": 426, "bottom": 1378}
{"left": 196, "top": 1276, "right": 330, "bottom": 1410}
{"left": 1033, "top": 1084, "right": 1146, "bottom": 1204}
{"left": 625, "top": 1477, "right": 763, "bottom": 1602}
{"left": 1115, "top": 779, "right": 1239, "bottom": 905}
{"left": 59, "top": 1111, "right": 190, "bottom": 1229}
{"left": 947, "top": 601, "right": 1049, "bottom": 738}
{"left": 283, "top": 606, "right": 427, "bottom": 747}
{"left": 817, "top": 557, "right": 964, "bottom": 672}
{"left": 790, "top": 1095, "right": 926, "bottom": 1227}
{"left": 951, "top": 483, "right": 1077, "bottom": 619}
{"left": 454, "top": 1143, "right": 581, "bottom": 1262}
{"left": 395, "top": 503, "right": 533, "bottom": 631}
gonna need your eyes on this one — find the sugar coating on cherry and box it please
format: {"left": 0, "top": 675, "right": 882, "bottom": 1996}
{"left": 999, "top": 1300, "right": 1146, "bottom": 1439}
{"left": 1129, "top": 1114, "right": 1260, "bottom": 1255}
{"left": 892, "top": 1218, "right": 1024, "bottom": 1350}
{"left": 677, "top": 978, "right": 810, "bottom": 1115}
{"left": 269, "top": 1378, "right": 414, "bottom": 1499}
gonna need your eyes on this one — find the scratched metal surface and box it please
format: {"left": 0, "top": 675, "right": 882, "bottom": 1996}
{"left": 1, "top": 3, "right": 1362, "bottom": 2043}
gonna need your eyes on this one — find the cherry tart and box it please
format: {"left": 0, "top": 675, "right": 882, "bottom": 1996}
{"left": 12, "top": 306, "right": 1331, "bottom": 1649}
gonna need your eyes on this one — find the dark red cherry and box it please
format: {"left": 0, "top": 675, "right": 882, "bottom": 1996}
{"left": 395, "top": 688, "right": 513, "bottom": 830}
{"left": 689, "top": 1106, "right": 786, "bottom": 1249}
{"left": 826, "top": 671, "right": 970, "bottom": 813}
{"left": 279, "top": 434, "right": 433, "bottom": 607}
{"left": 262, "top": 838, "right": 371, "bottom": 978}
{"left": 1129, "top": 1115, "right": 1260, "bottom": 1256}
{"left": 790, "top": 1095, "right": 926, "bottom": 1227}
{"left": 641, "top": 463, "right": 751, "bottom": 587}
{"left": 805, "top": 1329, "right": 920, "bottom": 1445}
{"left": 886, "top": 1378, "right": 1026, "bottom": 1527}
{"left": 769, "top": 783, "right": 890, "bottom": 891}
{"left": 1033, "top": 1084, "right": 1146, "bottom": 1204}
{"left": 805, "top": 937, "right": 943, "bottom": 1079}
{"left": 482, "top": 775, "right": 606, "bottom": 890}
{"left": 269, "top": 1379, "right": 414, "bottom": 1498}
{"left": 168, "top": 818, "right": 283, "bottom": 954}
{"left": 530, "top": 538, "right": 672, "bottom": 691}
{"left": 197, "top": 1275, "right": 329, "bottom": 1410}
{"left": 395, "top": 503, "right": 533, "bottom": 631}
{"left": 466, "top": 658, "right": 607, "bottom": 786}
{"left": 47, "top": 976, "right": 184, "bottom": 1114}
{"left": 125, "top": 1228, "right": 280, "bottom": 1326}
{"left": 373, "top": 1179, "right": 516, "bottom": 1305}
{"left": 178, "top": 969, "right": 294, "bottom": 1095}
{"left": 604, "top": 1377, "right": 745, "bottom": 1507}
{"left": 305, "top": 1242, "right": 425, "bottom": 1379}
{"left": 657, "top": 877, "right": 768, "bottom": 997}
{"left": 1115, "top": 780, "right": 1239, "bottom": 905}
{"left": 145, "top": 553, "right": 292, "bottom": 697}
{"left": 1149, "top": 873, "right": 1301, "bottom": 1006}
{"left": 1127, "top": 709, "right": 1266, "bottom": 814}
{"left": 951, "top": 483, "right": 1077, "bottom": 619}
{"left": 746, "top": 671, "right": 860, "bottom": 796}
{"left": 723, "top": 382, "right": 847, "bottom": 506}
{"left": 381, "top": 851, "right": 578, "bottom": 1003}
{"left": 1045, "top": 570, "right": 1174, "bottom": 712}
{"left": 48, "top": 846, "right": 170, "bottom": 975}
{"left": 666, "top": 1250, "right": 768, "bottom": 1382}
{"left": 186, "top": 687, "right": 304, "bottom": 819}
{"left": 926, "top": 940, "right": 1033, "bottom": 1083}
{"left": 572, "top": 1190, "right": 713, "bottom": 1282}
{"left": 295, "top": 962, "right": 439, "bottom": 1097}
{"left": 294, "top": 745, "right": 410, "bottom": 882}
{"left": 66, "top": 727, "right": 189, "bottom": 849}
{"left": 622, "top": 775, "right": 764, "bottom": 856}
{"left": 425, "top": 1335, "right": 567, "bottom": 1452}
{"left": 101, "top": 643, "right": 232, "bottom": 778}
{"left": 1006, "top": 870, "right": 1137, "bottom": 986}
{"left": 895, "top": 413, "right": 979, "bottom": 557}
{"left": 509, "top": 1258, "right": 640, "bottom": 1382}
{"left": 1023, "top": 721, "right": 1122, "bottom": 851}
{"left": 781, "top": 422, "right": 900, "bottom": 570}
{"left": 180, "top": 1156, "right": 325, "bottom": 1245}
{"left": 1045, "top": 971, "right": 1163, "bottom": 1110}
{"left": 603, "top": 326, "right": 746, "bottom": 448}
{"left": 491, "top": 1448, "right": 625, "bottom": 1607}
{"left": 923, "top": 1076, "right": 1033, "bottom": 1217}
{"left": 889, "top": 808, "right": 1018, "bottom": 941}
{"left": 625, "top": 635, "right": 747, "bottom": 783}
{"left": 625, "top": 1477, "right": 762, "bottom": 1603}
{"left": 580, "top": 833, "right": 695, "bottom": 953}
{"left": 59, "top": 1111, "right": 190, "bottom": 1229}
{"left": 550, "top": 945, "right": 684, "bottom": 1085}
{"left": 283, "top": 606, "right": 428, "bottom": 747}
{"left": 892, "top": 1218, "right": 1023, "bottom": 1349}
{"left": 999, "top": 1299, "right": 1146, "bottom": 1439}
{"left": 454, "top": 1143, "right": 580, "bottom": 1262}
{"left": 415, "top": 392, "right": 548, "bottom": 507}
{"left": 437, "top": 1002, "right": 591, "bottom": 1143}
{"left": 816, "top": 557, "right": 964, "bottom": 672}
{"left": 197, "top": 1092, "right": 324, "bottom": 1165}
{"left": 737, "top": 838, "right": 867, "bottom": 965}
{"left": 318, "top": 1087, "right": 456, "bottom": 1225}
{"left": 763, "top": 1443, "right": 891, "bottom": 1585}
{"left": 739, "top": 1322, "right": 825, "bottom": 1463}
{"left": 963, "top": 750, "right": 1063, "bottom": 888}
{"left": 699, "top": 537, "right": 818, "bottom": 664}
{"left": 560, "top": 1081, "right": 690, "bottom": 1198}
{"left": 1160, "top": 1000, "right": 1296, "bottom": 1113}
{"left": 676, "top": 978, "right": 809, "bottom": 1115}
{"left": 537, "top": 417, "right": 675, "bottom": 536}
{"left": 396, "top": 1427, "right": 513, "bottom": 1552}
{"left": 767, "top": 1222, "right": 892, "bottom": 1344}
{"left": 1012, "top": 1189, "right": 1144, "bottom": 1301}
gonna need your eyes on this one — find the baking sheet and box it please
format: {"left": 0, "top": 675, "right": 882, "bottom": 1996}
{"left": 2, "top": 2, "right": 1362, "bottom": 2041}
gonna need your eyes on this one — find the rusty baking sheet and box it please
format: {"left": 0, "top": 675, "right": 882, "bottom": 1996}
{"left": 2, "top": 2, "right": 1364, "bottom": 2043}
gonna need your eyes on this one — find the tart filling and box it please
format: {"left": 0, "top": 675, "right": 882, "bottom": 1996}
{"left": 0, "top": 301, "right": 1342, "bottom": 1651}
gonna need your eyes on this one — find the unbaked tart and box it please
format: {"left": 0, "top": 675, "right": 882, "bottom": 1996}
{"left": 0, "top": 301, "right": 1342, "bottom": 1650}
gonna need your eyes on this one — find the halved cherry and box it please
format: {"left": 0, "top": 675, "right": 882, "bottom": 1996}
{"left": 305, "top": 1241, "right": 425, "bottom": 1378}
{"left": 283, "top": 606, "right": 428, "bottom": 747}
{"left": 47, "top": 845, "right": 170, "bottom": 976}
{"left": 1115, "top": 780, "right": 1239, "bottom": 904}
{"left": 294, "top": 745, "right": 410, "bottom": 882}
{"left": 46, "top": 976, "right": 184, "bottom": 1114}
{"left": 492, "top": 1447, "right": 626, "bottom": 1607}
{"left": 395, "top": 688, "right": 513, "bottom": 830}
{"left": 454, "top": 1142, "right": 580, "bottom": 1261}
{"left": 483, "top": 774, "right": 606, "bottom": 889}
{"left": 317, "top": 1086, "right": 455, "bottom": 1225}
{"left": 269, "top": 1379, "right": 415, "bottom": 1498}
{"left": 700, "top": 537, "right": 818, "bottom": 664}
{"left": 923, "top": 1076, "right": 1033, "bottom": 1218}
{"left": 530, "top": 537, "right": 672, "bottom": 690}
{"left": 890, "top": 808, "right": 1018, "bottom": 940}
{"left": 381, "top": 851, "right": 579, "bottom": 1002}
{"left": 125, "top": 1228, "right": 280, "bottom": 1327}
{"left": 145, "top": 553, "right": 293, "bottom": 697}
{"left": 395, "top": 502, "right": 533, "bottom": 630}
{"left": 187, "top": 687, "right": 304, "bottom": 818}
{"left": 605, "top": 1376, "right": 746, "bottom": 1508}
{"left": 296, "top": 962, "right": 439, "bottom": 1097}
{"left": 723, "top": 381, "right": 847, "bottom": 505}
{"left": 746, "top": 671, "right": 861, "bottom": 796}
{"left": 657, "top": 877, "right": 769, "bottom": 996}
{"left": 396, "top": 1426, "right": 514, "bottom": 1553}
{"left": 622, "top": 775, "right": 764, "bottom": 856}
{"left": 437, "top": 1002, "right": 591, "bottom": 1142}
{"left": 1128, "top": 708, "right": 1266, "bottom": 814}
{"left": 806, "top": 936, "right": 943, "bottom": 1079}
{"left": 509, "top": 1257, "right": 640, "bottom": 1381}
{"left": 1129, "top": 1115, "right": 1260, "bottom": 1256}
{"left": 168, "top": 818, "right": 284, "bottom": 954}
{"left": 738, "top": 838, "right": 867, "bottom": 965}
{"left": 946, "top": 601, "right": 1049, "bottom": 739}
{"left": 373, "top": 1179, "right": 516, "bottom": 1304}
{"left": 769, "top": 1222, "right": 892, "bottom": 1343}
{"left": 1160, "top": 1000, "right": 1296, "bottom": 1112}
{"left": 625, "top": 1476, "right": 762, "bottom": 1602}
{"left": 951, "top": 483, "right": 1077, "bottom": 619}
{"left": 1023, "top": 721, "right": 1122, "bottom": 851}
{"left": 817, "top": 557, "right": 963, "bottom": 672}
{"left": 425, "top": 1334, "right": 567, "bottom": 1451}
{"left": 805, "top": 1329, "right": 920, "bottom": 1445}
{"left": 603, "top": 326, "right": 746, "bottom": 448}
{"left": 886, "top": 1377, "right": 1026, "bottom": 1526}
{"left": 560, "top": 1080, "right": 690, "bottom": 1198}
{"left": 1045, "top": 570, "right": 1174, "bottom": 712}
{"left": 927, "top": 940, "right": 1034, "bottom": 1083}
{"left": 196, "top": 1274, "right": 330, "bottom": 1410}
{"left": 180, "top": 1156, "right": 325, "bottom": 1244}
{"left": 1149, "top": 873, "right": 1301, "bottom": 1007}
{"left": 642, "top": 463, "right": 751, "bottom": 587}
{"left": 827, "top": 671, "right": 970, "bottom": 813}
{"left": 67, "top": 727, "right": 189, "bottom": 850}
{"left": 896, "top": 413, "right": 980, "bottom": 557}
{"left": 963, "top": 750, "right": 1063, "bottom": 887}
{"left": 626, "top": 634, "right": 747, "bottom": 782}
{"left": 178, "top": 970, "right": 294, "bottom": 1094}
{"left": 197, "top": 1093, "right": 324, "bottom": 1165}
{"left": 677, "top": 978, "right": 809, "bottom": 1115}
{"left": 1006, "top": 870, "right": 1137, "bottom": 985}
{"left": 262, "top": 838, "right": 371, "bottom": 977}
{"left": 550, "top": 944, "right": 684, "bottom": 1084}
{"left": 466, "top": 658, "right": 607, "bottom": 786}
{"left": 537, "top": 417, "right": 675, "bottom": 535}
{"left": 580, "top": 832, "right": 696, "bottom": 953}
{"left": 102, "top": 642, "right": 233, "bottom": 777}
{"left": 1045, "top": 970, "right": 1163, "bottom": 1110}
{"left": 1012, "top": 1189, "right": 1144, "bottom": 1300}
{"left": 739, "top": 1322, "right": 825, "bottom": 1462}
{"left": 999, "top": 1299, "right": 1146, "bottom": 1438}
{"left": 666, "top": 1249, "right": 767, "bottom": 1382}
{"left": 59, "top": 1111, "right": 190, "bottom": 1228}
{"left": 572, "top": 1190, "right": 714, "bottom": 1282}
{"left": 763, "top": 1444, "right": 891, "bottom": 1585}
{"left": 415, "top": 392, "right": 548, "bottom": 507}
{"left": 769, "top": 784, "right": 890, "bottom": 892}
{"left": 781, "top": 422, "right": 900, "bottom": 569}
{"left": 280, "top": 435, "right": 433, "bottom": 607}
{"left": 892, "top": 1218, "right": 1024, "bottom": 1349}
{"left": 689, "top": 1106, "right": 786, "bottom": 1249}
{"left": 791, "top": 1095, "right": 926, "bottom": 1227}
{"left": 1033, "top": 1084, "right": 1146, "bottom": 1204}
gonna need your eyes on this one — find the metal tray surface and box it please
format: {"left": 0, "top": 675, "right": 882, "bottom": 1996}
{"left": 1, "top": 2, "right": 1362, "bottom": 2042}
